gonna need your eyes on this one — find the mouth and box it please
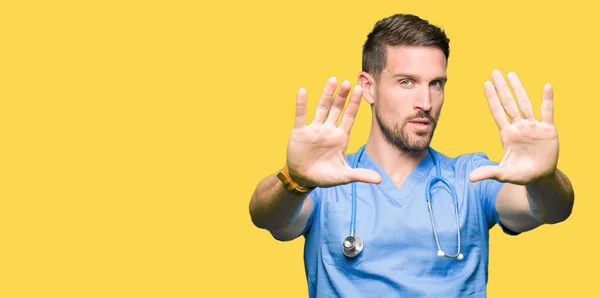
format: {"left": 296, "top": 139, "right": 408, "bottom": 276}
{"left": 408, "top": 118, "right": 432, "bottom": 125}
{"left": 407, "top": 118, "right": 433, "bottom": 132}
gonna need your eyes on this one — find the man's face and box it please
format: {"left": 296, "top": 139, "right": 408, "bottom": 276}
{"left": 373, "top": 46, "right": 447, "bottom": 152}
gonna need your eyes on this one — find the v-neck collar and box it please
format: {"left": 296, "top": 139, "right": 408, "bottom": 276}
{"left": 356, "top": 147, "right": 436, "bottom": 207}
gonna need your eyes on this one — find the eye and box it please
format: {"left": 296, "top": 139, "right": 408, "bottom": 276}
{"left": 430, "top": 80, "right": 444, "bottom": 89}
{"left": 399, "top": 79, "right": 413, "bottom": 87}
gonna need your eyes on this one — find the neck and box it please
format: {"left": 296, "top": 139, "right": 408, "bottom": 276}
{"left": 364, "top": 129, "right": 429, "bottom": 188}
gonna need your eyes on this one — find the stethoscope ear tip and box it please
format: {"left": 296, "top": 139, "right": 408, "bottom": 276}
{"left": 437, "top": 250, "right": 464, "bottom": 260}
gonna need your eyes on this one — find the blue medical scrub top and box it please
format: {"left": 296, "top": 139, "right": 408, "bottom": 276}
{"left": 301, "top": 147, "right": 519, "bottom": 297}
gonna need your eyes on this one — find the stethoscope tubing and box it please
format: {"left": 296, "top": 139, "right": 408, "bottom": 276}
{"left": 346, "top": 145, "right": 463, "bottom": 260}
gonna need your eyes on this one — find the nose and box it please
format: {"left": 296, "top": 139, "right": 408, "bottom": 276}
{"left": 414, "top": 86, "right": 432, "bottom": 111}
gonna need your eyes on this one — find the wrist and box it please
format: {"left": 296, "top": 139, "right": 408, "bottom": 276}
{"left": 277, "top": 164, "right": 316, "bottom": 196}
{"left": 287, "top": 165, "right": 317, "bottom": 189}
{"left": 530, "top": 169, "right": 560, "bottom": 187}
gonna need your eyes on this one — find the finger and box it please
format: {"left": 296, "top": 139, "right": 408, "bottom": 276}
{"left": 345, "top": 168, "right": 382, "bottom": 184}
{"left": 294, "top": 87, "right": 308, "bottom": 129}
{"left": 311, "top": 76, "right": 338, "bottom": 124}
{"left": 325, "top": 80, "right": 351, "bottom": 126}
{"left": 468, "top": 165, "right": 502, "bottom": 183}
{"left": 339, "top": 85, "right": 363, "bottom": 133}
{"left": 491, "top": 69, "right": 522, "bottom": 122}
{"left": 541, "top": 83, "right": 554, "bottom": 124}
{"left": 507, "top": 72, "right": 535, "bottom": 120}
{"left": 484, "top": 81, "right": 510, "bottom": 130}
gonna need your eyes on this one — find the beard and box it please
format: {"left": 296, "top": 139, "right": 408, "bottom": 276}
{"left": 375, "top": 106, "right": 439, "bottom": 153}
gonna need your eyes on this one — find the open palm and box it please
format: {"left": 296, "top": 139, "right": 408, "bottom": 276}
{"left": 469, "top": 70, "right": 559, "bottom": 185}
{"left": 285, "top": 77, "right": 382, "bottom": 188}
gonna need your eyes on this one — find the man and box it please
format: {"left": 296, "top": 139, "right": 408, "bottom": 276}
{"left": 249, "top": 13, "right": 574, "bottom": 297}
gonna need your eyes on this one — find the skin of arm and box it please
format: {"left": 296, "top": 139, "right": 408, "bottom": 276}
{"left": 249, "top": 170, "right": 315, "bottom": 241}
{"left": 495, "top": 169, "right": 574, "bottom": 233}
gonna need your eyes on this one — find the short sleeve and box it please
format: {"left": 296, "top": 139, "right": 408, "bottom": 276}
{"left": 301, "top": 187, "right": 322, "bottom": 236}
{"left": 470, "top": 153, "right": 520, "bottom": 236}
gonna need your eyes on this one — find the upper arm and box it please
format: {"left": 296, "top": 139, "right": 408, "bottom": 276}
{"left": 270, "top": 191, "right": 320, "bottom": 241}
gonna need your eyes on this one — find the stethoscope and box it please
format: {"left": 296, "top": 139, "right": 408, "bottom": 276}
{"left": 342, "top": 145, "right": 464, "bottom": 260}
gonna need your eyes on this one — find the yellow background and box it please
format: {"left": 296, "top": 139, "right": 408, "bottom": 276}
{"left": 0, "top": 0, "right": 596, "bottom": 297}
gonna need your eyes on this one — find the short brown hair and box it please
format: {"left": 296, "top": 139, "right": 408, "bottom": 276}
{"left": 362, "top": 14, "right": 450, "bottom": 80}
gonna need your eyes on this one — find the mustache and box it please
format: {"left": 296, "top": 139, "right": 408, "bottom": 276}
{"left": 406, "top": 111, "right": 436, "bottom": 123}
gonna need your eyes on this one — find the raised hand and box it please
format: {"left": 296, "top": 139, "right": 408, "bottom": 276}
{"left": 469, "top": 70, "right": 559, "bottom": 185}
{"left": 285, "top": 77, "right": 382, "bottom": 188}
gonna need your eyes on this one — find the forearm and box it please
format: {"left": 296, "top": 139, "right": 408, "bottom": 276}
{"left": 526, "top": 169, "right": 575, "bottom": 224}
{"left": 249, "top": 171, "right": 308, "bottom": 231}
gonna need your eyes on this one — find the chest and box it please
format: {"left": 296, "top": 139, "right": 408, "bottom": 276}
{"left": 317, "top": 180, "right": 488, "bottom": 271}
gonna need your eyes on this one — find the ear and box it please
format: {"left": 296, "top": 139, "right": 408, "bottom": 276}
{"left": 358, "top": 72, "right": 376, "bottom": 105}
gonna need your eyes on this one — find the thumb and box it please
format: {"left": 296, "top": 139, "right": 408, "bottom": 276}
{"left": 346, "top": 168, "right": 383, "bottom": 184}
{"left": 469, "top": 165, "right": 501, "bottom": 182}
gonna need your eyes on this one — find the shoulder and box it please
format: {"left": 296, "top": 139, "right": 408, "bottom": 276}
{"left": 434, "top": 149, "right": 498, "bottom": 171}
{"left": 433, "top": 150, "right": 507, "bottom": 230}
{"left": 433, "top": 150, "right": 501, "bottom": 192}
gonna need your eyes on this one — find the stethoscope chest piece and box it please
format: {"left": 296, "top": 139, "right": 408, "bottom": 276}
{"left": 342, "top": 235, "right": 363, "bottom": 258}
